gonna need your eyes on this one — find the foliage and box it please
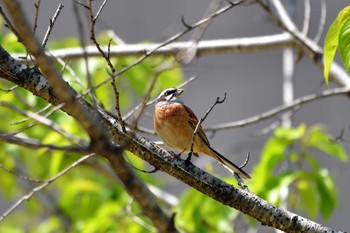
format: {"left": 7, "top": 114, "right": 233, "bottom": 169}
{"left": 250, "top": 124, "right": 348, "bottom": 221}
{"left": 324, "top": 6, "right": 350, "bottom": 84}
{"left": 0, "top": 29, "right": 183, "bottom": 232}
{"left": 0, "top": 8, "right": 349, "bottom": 233}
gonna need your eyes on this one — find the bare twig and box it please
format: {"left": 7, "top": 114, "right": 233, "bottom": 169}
{"left": 126, "top": 198, "right": 158, "bottom": 232}
{"left": 0, "top": 6, "right": 20, "bottom": 40}
{"left": 10, "top": 103, "right": 52, "bottom": 125}
{"left": 0, "top": 163, "right": 45, "bottom": 183}
{"left": 0, "top": 84, "right": 18, "bottom": 92}
{"left": 42, "top": 4, "right": 64, "bottom": 48}
{"left": 177, "top": 0, "right": 223, "bottom": 64}
{"left": 84, "top": 0, "right": 126, "bottom": 132}
{"left": 188, "top": 93, "right": 227, "bottom": 162}
{"left": 0, "top": 101, "right": 87, "bottom": 146}
{"left": 301, "top": 0, "right": 310, "bottom": 36}
{"left": 73, "top": 1, "right": 97, "bottom": 105}
{"left": 0, "top": 131, "right": 89, "bottom": 153}
{"left": 33, "top": 0, "right": 41, "bottom": 34}
{"left": 313, "top": 0, "right": 326, "bottom": 43}
{"left": 0, "top": 153, "right": 95, "bottom": 222}
{"left": 258, "top": 0, "right": 350, "bottom": 88}
{"left": 206, "top": 87, "right": 350, "bottom": 131}
{"left": 130, "top": 61, "right": 175, "bottom": 129}
{"left": 94, "top": 0, "right": 109, "bottom": 21}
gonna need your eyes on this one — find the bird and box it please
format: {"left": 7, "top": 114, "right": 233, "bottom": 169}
{"left": 154, "top": 87, "right": 251, "bottom": 179}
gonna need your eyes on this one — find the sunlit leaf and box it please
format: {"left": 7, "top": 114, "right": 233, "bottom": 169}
{"left": 275, "top": 124, "right": 306, "bottom": 141}
{"left": 2, "top": 33, "right": 26, "bottom": 53}
{"left": 307, "top": 127, "right": 348, "bottom": 162}
{"left": 323, "top": 6, "right": 350, "bottom": 84}
{"left": 316, "top": 169, "right": 338, "bottom": 221}
{"left": 251, "top": 134, "right": 291, "bottom": 193}
{"left": 297, "top": 178, "right": 318, "bottom": 219}
{"left": 176, "top": 188, "right": 237, "bottom": 233}
{"left": 339, "top": 17, "right": 350, "bottom": 73}
{"left": 262, "top": 172, "right": 299, "bottom": 205}
{"left": 48, "top": 37, "right": 80, "bottom": 49}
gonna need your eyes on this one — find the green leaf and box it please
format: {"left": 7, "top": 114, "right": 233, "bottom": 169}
{"left": 307, "top": 127, "right": 348, "bottom": 162}
{"left": 297, "top": 178, "right": 318, "bottom": 219}
{"left": 275, "top": 124, "right": 306, "bottom": 141}
{"left": 176, "top": 188, "right": 237, "bottom": 233}
{"left": 323, "top": 6, "right": 350, "bottom": 84}
{"left": 316, "top": 169, "right": 338, "bottom": 221}
{"left": 339, "top": 17, "right": 350, "bottom": 73}
{"left": 251, "top": 125, "right": 305, "bottom": 193}
{"left": 262, "top": 172, "right": 299, "bottom": 205}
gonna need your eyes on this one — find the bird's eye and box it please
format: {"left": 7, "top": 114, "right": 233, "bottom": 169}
{"left": 165, "top": 89, "right": 176, "bottom": 96}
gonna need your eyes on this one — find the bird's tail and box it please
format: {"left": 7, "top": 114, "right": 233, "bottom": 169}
{"left": 209, "top": 147, "right": 251, "bottom": 179}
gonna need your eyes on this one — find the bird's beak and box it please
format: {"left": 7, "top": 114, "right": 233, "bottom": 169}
{"left": 176, "top": 89, "right": 184, "bottom": 96}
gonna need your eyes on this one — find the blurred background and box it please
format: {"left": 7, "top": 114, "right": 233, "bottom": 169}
{"left": 1, "top": 0, "right": 350, "bottom": 232}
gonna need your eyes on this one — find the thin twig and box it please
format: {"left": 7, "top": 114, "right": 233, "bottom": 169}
{"left": 85, "top": 0, "right": 125, "bottom": 132}
{"left": 206, "top": 87, "right": 350, "bottom": 131}
{"left": 42, "top": 4, "right": 64, "bottom": 48}
{"left": 10, "top": 103, "right": 52, "bottom": 125}
{"left": 126, "top": 198, "right": 158, "bottom": 232}
{"left": 0, "top": 85, "right": 18, "bottom": 92}
{"left": 33, "top": 0, "right": 41, "bottom": 34}
{"left": 301, "top": 0, "right": 310, "bottom": 36}
{"left": 0, "top": 131, "right": 89, "bottom": 153}
{"left": 0, "top": 153, "right": 95, "bottom": 222}
{"left": 189, "top": 93, "right": 227, "bottom": 156}
{"left": 73, "top": 1, "right": 97, "bottom": 104}
{"left": 0, "top": 163, "right": 45, "bottom": 183}
{"left": 91, "top": 0, "right": 248, "bottom": 91}
{"left": 177, "top": 0, "right": 223, "bottom": 64}
{"left": 313, "top": 0, "right": 326, "bottom": 43}
{"left": 0, "top": 101, "right": 87, "bottom": 146}
{"left": 0, "top": 7, "right": 20, "bottom": 40}
{"left": 94, "top": 0, "right": 109, "bottom": 21}
{"left": 131, "top": 62, "right": 175, "bottom": 129}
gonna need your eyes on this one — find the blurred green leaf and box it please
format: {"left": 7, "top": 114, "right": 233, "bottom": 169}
{"left": 316, "top": 169, "right": 338, "bottom": 221}
{"left": 306, "top": 126, "right": 348, "bottom": 162}
{"left": 48, "top": 37, "right": 80, "bottom": 49}
{"left": 34, "top": 216, "right": 61, "bottom": 233}
{"left": 297, "top": 178, "right": 319, "bottom": 219}
{"left": 275, "top": 124, "right": 306, "bottom": 141}
{"left": 176, "top": 188, "right": 237, "bottom": 233}
{"left": 2, "top": 33, "right": 26, "bottom": 53}
{"left": 262, "top": 172, "right": 299, "bottom": 205}
{"left": 251, "top": 135, "right": 290, "bottom": 193}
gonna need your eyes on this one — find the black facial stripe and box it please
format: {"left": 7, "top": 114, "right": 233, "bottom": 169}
{"left": 165, "top": 88, "right": 177, "bottom": 96}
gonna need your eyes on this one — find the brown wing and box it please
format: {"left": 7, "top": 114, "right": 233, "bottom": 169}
{"left": 182, "top": 104, "right": 210, "bottom": 146}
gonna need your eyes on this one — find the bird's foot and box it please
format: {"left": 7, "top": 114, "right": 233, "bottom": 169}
{"left": 185, "top": 152, "right": 192, "bottom": 166}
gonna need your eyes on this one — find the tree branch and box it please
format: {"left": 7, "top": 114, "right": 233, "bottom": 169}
{"left": 0, "top": 44, "right": 343, "bottom": 232}
{"left": 0, "top": 0, "right": 177, "bottom": 231}
{"left": 206, "top": 87, "right": 350, "bottom": 131}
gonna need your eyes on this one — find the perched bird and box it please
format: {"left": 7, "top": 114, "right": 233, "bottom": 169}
{"left": 154, "top": 88, "right": 251, "bottom": 179}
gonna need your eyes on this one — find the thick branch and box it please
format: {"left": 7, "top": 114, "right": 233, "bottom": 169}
{"left": 0, "top": 0, "right": 176, "bottom": 230}
{"left": 0, "top": 45, "right": 343, "bottom": 232}
{"left": 0, "top": 44, "right": 177, "bottom": 233}
{"left": 34, "top": 33, "right": 293, "bottom": 59}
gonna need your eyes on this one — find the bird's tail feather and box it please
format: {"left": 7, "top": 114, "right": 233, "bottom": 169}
{"left": 209, "top": 147, "right": 251, "bottom": 179}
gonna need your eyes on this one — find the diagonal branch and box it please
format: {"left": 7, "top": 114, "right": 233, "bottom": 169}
{"left": 205, "top": 87, "right": 350, "bottom": 131}
{"left": 0, "top": 0, "right": 177, "bottom": 231}
{"left": 0, "top": 43, "right": 344, "bottom": 232}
